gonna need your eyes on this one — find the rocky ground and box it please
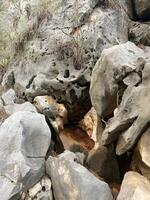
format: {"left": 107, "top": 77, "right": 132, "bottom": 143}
{"left": 0, "top": 0, "right": 150, "bottom": 199}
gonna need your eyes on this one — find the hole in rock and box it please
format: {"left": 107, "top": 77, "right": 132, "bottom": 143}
{"left": 64, "top": 69, "right": 70, "bottom": 78}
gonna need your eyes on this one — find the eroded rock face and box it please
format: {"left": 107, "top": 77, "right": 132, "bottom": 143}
{"left": 1, "top": 0, "right": 128, "bottom": 121}
{"left": 117, "top": 171, "right": 150, "bottom": 200}
{"left": 90, "top": 42, "right": 145, "bottom": 118}
{"left": 46, "top": 151, "right": 113, "bottom": 200}
{"left": 0, "top": 111, "right": 51, "bottom": 198}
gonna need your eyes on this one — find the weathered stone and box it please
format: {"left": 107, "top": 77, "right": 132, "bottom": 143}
{"left": 60, "top": 127, "right": 94, "bottom": 151}
{"left": 90, "top": 42, "right": 145, "bottom": 118}
{"left": 131, "top": 128, "right": 150, "bottom": 181}
{"left": 117, "top": 171, "right": 150, "bottom": 200}
{"left": 2, "top": 0, "right": 128, "bottom": 122}
{"left": 129, "top": 21, "right": 150, "bottom": 46}
{"left": 0, "top": 111, "right": 51, "bottom": 197}
{"left": 86, "top": 144, "right": 120, "bottom": 183}
{"left": 46, "top": 151, "right": 113, "bottom": 200}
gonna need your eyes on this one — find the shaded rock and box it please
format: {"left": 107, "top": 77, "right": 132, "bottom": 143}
{"left": 87, "top": 145, "right": 120, "bottom": 183}
{"left": 79, "top": 107, "right": 103, "bottom": 143}
{"left": 129, "top": 21, "right": 150, "bottom": 46}
{"left": 131, "top": 127, "right": 150, "bottom": 180}
{"left": 60, "top": 127, "right": 95, "bottom": 151}
{"left": 0, "top": 111, "right": 51, "bottom": 197}
{"left": 90, "top": 42, "right": 145, "bottom": 118}
{"left": 117, "top": 171, "right": 150, "bottom": 200}
{"left": 134, "top": 0, "right": 150, "bottom": 20}
{"left": 46, "top": 151, "right": 113, "bottom": 200}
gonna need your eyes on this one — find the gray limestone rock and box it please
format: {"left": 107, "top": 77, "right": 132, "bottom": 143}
{"left": 0, "top": 111, "right": 51, "bottom": 198}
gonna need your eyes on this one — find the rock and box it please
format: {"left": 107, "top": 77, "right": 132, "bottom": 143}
{"left": 123, "top": 71, "right": 141, "bottom": 86}
{"left": 46, "top": 150, "right": 113, "bottom": 200}
{"left": 79, "top": 108, "right": 120, "bottom": 182}
{"left": 2, "top": 0, "right": 128, "bottom": 122}
{"left": 4, "top": 102, "right": 37, "bottom": 115}
{"left": 1, "top": 89, "right": 16, "bottom": 105}
{"left": 33, "top": 95, "right": 66, "bottom": 154}
{"left": 0, "top": 108, "right": 9, "bottom": 126}
{"left": 129, "top": 21, "right": 150, "bottom": 46}
{"left": 102, "top": 61, "right": 150, "bottom": 155}
{"left": 33, "top": 95, "right": 68, "bottom": 132}
{"left": 117, "top": 171, "right": 150, "bottom": 200}
{"left": 0, "top": 176, "right": 20, "bottom": 200}
{"left": 24, "top": 176, "right": 53, "bottom": 200}
{"left": 134, "top": 0, "right": 150, "bottom": 20}
{"left": 0, "top": 111, "right": 51, "bottom": 197}
{"left": 87, "top": 145, "right": 120, "bottom": 183}
{"left": 2, "top": 70, "right": 14, "bottom": 91}
{"left": 131, "top": 127, "right": 150, "bottom": 180}
{"left": 90, "top": 42, "right": 145, "bottom": 118}
{"left": 79, "top": 107, "right": 103, "bottom": 143}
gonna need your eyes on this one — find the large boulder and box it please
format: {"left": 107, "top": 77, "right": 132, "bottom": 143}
{"left": 0, "top": 111, "right": 51, "bottom": 198}
{"left": 1, "top": 0, "right": 128, "bottom": 121}
{"left": 90, "top": 42, "right": 145, "bottom": 118}
{"left": 102, "top": 61, "right": 150, "bottom": 155}
{"left": 46, "top": 151, "right": 113, "bottom": 200}
{"left": 117, "top": 171, "right": 150, "bottom": 200}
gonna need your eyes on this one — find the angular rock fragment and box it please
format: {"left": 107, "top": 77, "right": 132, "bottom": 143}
{"left": 117, "top": 171, "right": 150, "bottom": 200}
{"left": 46, "top": 151, "right": 113, "bottom": 200}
